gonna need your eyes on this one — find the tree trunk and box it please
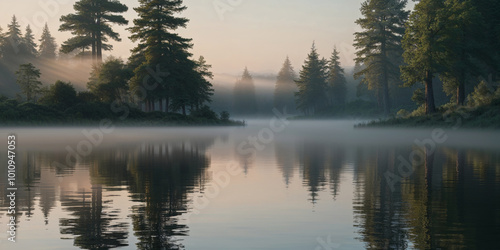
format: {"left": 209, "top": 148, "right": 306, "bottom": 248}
{"left": 91, "top": 31, "right": 96, "bottom": 62}
{"left": 457, "top": 80, "right": 465, "bottom": 106}
{"left": 182, "top": 105, "right": 186, "bottom": 116}
{"left": 425, "top": 70, "right": 436, "bottom": 114}
{"left": 381, "top": 37, "right": 391, "bottom": 116}
{"left": 159, "top": 99, "right": 163, "bottom": 112}
{"left": 165, "top": 97, "right": 169, "bottom": 113}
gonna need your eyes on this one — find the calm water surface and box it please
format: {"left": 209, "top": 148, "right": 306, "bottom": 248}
{"left": 1, "top": 120, "right": 500, "bottom": 249}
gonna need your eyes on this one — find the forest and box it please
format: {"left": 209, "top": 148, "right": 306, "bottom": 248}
{"left": 0, "top": 0, "right": 499, "bottom": 126}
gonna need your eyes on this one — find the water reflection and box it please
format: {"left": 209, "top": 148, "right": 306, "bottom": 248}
{"left": 0, "top": 125, "right": 499, "bottom": 249}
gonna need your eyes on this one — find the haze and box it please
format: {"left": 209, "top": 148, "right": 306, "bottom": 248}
{"left": 1, "top": 0, "right": 414, "bottom": 79}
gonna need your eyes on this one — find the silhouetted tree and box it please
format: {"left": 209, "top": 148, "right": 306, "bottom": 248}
{"left": 38, "top": 23, "right": 57, "bottom": 59}
{"left": 15, "top": 63, "right": 42, "bottom": 102}
{"left": 295, "top": 43, "right": 328, "bottom": 115}
{"left": 233, "top": 67, "right": 257, "bottom": 115}
{"left": 327, "top": 47, "right": 347, "bottom": 110}
{"left": 87, "top": 57, "right": 132, "bottom": 103}
{"left": 39, "top": 81, "right": 78, "bottom": 109}
{"left": 60, "top": 0, "right": 128, "bottom": 62}
{"left": 274, "top": 56, "right": 297, "bottom": 113}
{"left": 128, "top": 0, "right": 196, "bottom": 113}
{"left": 21, "top": 25, "right": 37, "bottom": 58}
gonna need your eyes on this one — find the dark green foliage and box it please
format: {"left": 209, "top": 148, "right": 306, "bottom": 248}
{"left": 87, "top": 57, "right": 132, "bottom": 103}
{"left": 468, "top": 81, "right": 495, "bottom": 107}
{"left": 1, "top": 16, "right": 23, "bottom": 61}
{"left": 39, "top": 81, "right": 78, "bottom": 109}
{"left": 22, "top": 25, "right": 37, "bottom": 58}
{"left": 439, "top": 0, "right": 484, "bottom": 106}
{"left": 59, "top": 0, "right": 128, "bottom": 61}
{"left": 128, "top": 0, "right": 213, "bottom": 115}
{"left": 401, "top": 0, "right": 449, "bottom": 114}
{"left": 191, "top": 105, "right": 218, "bottom": 120}
{"left": 354, "top": 0, "right": 409, "bottom": 115}
{"left": 327, "top": 48, "right": 347, "bottom": 109}
{"left": 295, "top": 43, "right": 328, "bottom": 115}
{"left": 15, "top": 63, "right": 42, "bottom": 102}
{"left": 219, "top": 111, "right": 230, "bottom": 122}
{"left": 274, "top": 56, "right": 297, "bottom": 113}
{"left": 233, "top": 67, "right": 257, "bottom": 115}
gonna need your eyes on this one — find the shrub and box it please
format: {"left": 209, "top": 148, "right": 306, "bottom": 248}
{"left": 468, "top": 81, "right": 494, "bottom": 107}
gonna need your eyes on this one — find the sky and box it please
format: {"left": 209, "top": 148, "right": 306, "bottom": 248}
{"left": 0, "top": 0, "right": 415, "bottom": 79}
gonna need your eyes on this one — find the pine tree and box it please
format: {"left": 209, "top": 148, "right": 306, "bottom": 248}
{"left": 39, "top": 23, "right": 58, "bottom": 59}
{"left": 327, "top": 47, "right": 347, "bottom": 109}
{"left": 274, "top": 56, "right": 297, "bottom": 113}
{"left": 473, "top": 0, "right": 500, "bottom": 85}
{"left": 22, "top": 25, "right": 37, "bottom": 58}
{"left": 354, "top": 0, "right": 409, "bottom": 115}
{"left": 16, "top": 63, "right": 42, "bottom": 102}
{"left": 128, "top": 0, "right": 194, "bottom": 113}
{"left": 0, "top": 25, "right": 4, "bottom": 59}
{"left": 2, "top": 16, "right": 23, "bottom": 59}
{"left": 60, "top": 0, "right": 128, "bottom": 62}
{"left": 295, "top": 43, "right": 328, "bottom": 115}
{"left": 440, "top": 0, "right": 484, "bottom": 106}
{"left": 233, "top": 67, "right": 257, "bottom": 115}
{"left": 189, "top": 56, "right": 214, "bottom": 110}
{"left": 401, "top": 0, "right": 449, "bottom": 114}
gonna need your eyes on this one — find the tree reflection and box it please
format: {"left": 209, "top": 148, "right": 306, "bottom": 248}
{"left": 353, "top": 147, "right": 409, "bottom": 249}
{"left": 127, "top": 141, "right": 212, "bottom": 249}
{"left": 59, "top": 185, "right": 128, "bottom": 249}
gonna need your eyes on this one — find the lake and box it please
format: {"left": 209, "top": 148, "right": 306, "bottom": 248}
{"left": 1, "top": 120, "right": 500, "bottom": 249}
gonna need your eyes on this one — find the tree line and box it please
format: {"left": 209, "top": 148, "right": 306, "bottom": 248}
{"left": 240, "top": 0, "right": 499, "bottom": 117}
{"left": 355, "top": 0, "right": 500, "bottom": 116}
{"left": 1, "top": 0, "right": 216, "bottom": 118}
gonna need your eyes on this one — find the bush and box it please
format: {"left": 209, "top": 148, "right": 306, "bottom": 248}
{"left": 191, "top": 105, "right": 218, "bottom": 120}
{"left": 397, "top": 109, "right": 410, "bottom": 118}
{"left": 468, "top": 81, "right": 494, "bottom": 107}
{"left": 39, "top": 81, "right": 78, "bottom": 110}
{"left": 220, "top": 111, "right": 230, "bottom": 121}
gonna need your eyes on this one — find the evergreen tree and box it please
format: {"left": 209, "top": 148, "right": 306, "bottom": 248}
{"left": 401, "top": 0, "right": 448, "bottom": 114}
{"left": 190, "top": 56, "right": 214, "bottom": 111}
{"left": 87, "top": 57, "right": 132, "bottom": 103}
{"left": 2, "top": 16, "right": 23, "bottom": 60}
{"left": 22, "top": 25, "right": 37, "bottom": 58}
{"left": 0, "top": 26, "right": 5, "bottom": 58}
{"left": 354, "top": 0, "right": 408, "bottom": 115}
{"left": 233, "top": 67, "right": 257, "bottom": 115}
{"left": 274, "top": 56, "right": 297, "bottom": 113}
{"left": 60, "top": 0, "right": 128, "bottom": 62}
{"left": 128, "top": 0, "right": 194, "bottom": 113}
{"left": 295, "top": 43, "right": 328, "bottom": 115}
{"left": 39, "top": 23, "right": 58, "bottom": 59}
{"left": 327, "top": 47, "right": 347, "bottom": 109}
{"left": 473, "top": 0, "right": 500, "bottom": 84}
{"left": 16, "top": 63, "right": 42, "bottom": 102}
{"left": 440, "top": 0, "right": 484, "bottom": 106}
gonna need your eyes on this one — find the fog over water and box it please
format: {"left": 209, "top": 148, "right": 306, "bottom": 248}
{"left": 1, "top": 120, "right": 500, "bottom": 249}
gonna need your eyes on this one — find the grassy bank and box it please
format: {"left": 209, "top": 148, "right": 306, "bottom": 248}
{"left": 0, "top": 99, "right": 244, "bottom": 127}
{"left": 357, "top": 99, "right": 500, "bottom": 129}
